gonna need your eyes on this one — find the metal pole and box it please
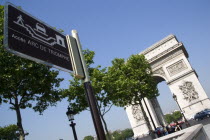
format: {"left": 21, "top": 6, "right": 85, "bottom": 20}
{"left": 71, "top": 30, "right": 106, "bottom": 140}
{"left": 173, "top": 94, "right": 190, "bottom": 127}
{"left": 175, "top": 100, "right": 190, "bottom": 127}
{"left": 84, "top": 82, "right": 106, "bottom": 139}
{"left": 70, "top": 121, "right": 78, "bottom": 140}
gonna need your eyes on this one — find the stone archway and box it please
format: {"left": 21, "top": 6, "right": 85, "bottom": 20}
{"left": 126, "top": 34, "right": 210, "bottom": 138}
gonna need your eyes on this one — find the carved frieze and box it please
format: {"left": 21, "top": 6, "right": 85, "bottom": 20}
{"left": 179, "top": 81, "right": 199, "bottom": 102}
{"left": 153, "top": 67, "right": 165, "bottom": 77}
{"left": 167, "top": 59, "right": 187, "bottom": 76}
{"left": 132, "top": 105, "right": 144, "bottom": 122}
{"left": 150, "top": 49, "right": 183, "bottom": 69}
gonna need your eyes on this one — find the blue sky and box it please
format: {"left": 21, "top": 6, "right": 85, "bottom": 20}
{"left": 1, "top": 0, "right": 210, "bottom": 140}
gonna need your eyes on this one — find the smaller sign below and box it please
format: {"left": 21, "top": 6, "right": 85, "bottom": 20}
{"left": 67, "top": 35, "right": 85, "bottom": 79}
{"left": 4, "top": 3, "right": 73, "bottom": 72}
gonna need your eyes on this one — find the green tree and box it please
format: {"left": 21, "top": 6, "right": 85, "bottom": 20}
{"left": 164, "top": 111, "right": 182, "bottom": 124}
{"left": 121, "top": 128, "right": 134, "bottom": 139}
{"left": 63, "top": 49, "right": 113, "bottom": 140}
{"left": 83, "top": 135, "right": 94, "bottom": 140}
{"left": 0, "top": 6, "right": 63, "bottom": 140}
{"left": 111, "top": 128, "right": 133, "bottom": 140}
{"left": 106, "top": 54, "right": 159, "bottom": 134}
{"left": 83, "top": 128, "right": 134, "bottom": 140}
{"left": 172, "top": 111, "right": 182, "bottom": 122}
{"left": 111, "top": 130, "right": 122, "bottom": 140}
{"left": 0, "top": 124, "right": 19, "bottom": 140}
{"left": 164, "top": 114, "right": 174, "bottom": 124}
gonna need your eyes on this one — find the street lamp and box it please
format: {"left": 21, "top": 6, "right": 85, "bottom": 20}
{"left": 66, "top": 106, "right": 78, "bottom": 140}
{"left": 172, "top": 93, "right": 190, "bottom": 127}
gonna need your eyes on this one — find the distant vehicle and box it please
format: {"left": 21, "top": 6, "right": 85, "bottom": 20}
{"left": 194, "top": 111, "right": 210, "bottom": 121}
{"left": 203, "top": 108, "right": 210, "bottom": 112}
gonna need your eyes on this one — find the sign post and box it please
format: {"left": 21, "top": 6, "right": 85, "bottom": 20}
{"left": 71, "top": 30, "right": 106, "bottom": 140}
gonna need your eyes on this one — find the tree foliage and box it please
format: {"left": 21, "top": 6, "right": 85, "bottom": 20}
{"left": 106, "top": 54, "right": 158, "bottom": 107}
{"left": 121, "top": 128, "right": 134, "bottom": 138}
{"left": 173, "top": 111, "right": 182, "bottom": 121}
{"left": 0, "top": 124, "right": 19, "bottom": 140}
{"left": 83, "top": 135, "right": 94, "bottom": 140}
{"left": 164, "top": 111, "right": 182, "bottom": 124}
{"left": 111, "top": 129, "right": 134, "bottom": 140}
{"left": 164, "top": 114, "right": 174, "bottom": 124}
{"left": 83, "top": 128, "right": 134, "bottom": 140}
{"left": 0, "top": 5, "right": 63, "bottom": 139}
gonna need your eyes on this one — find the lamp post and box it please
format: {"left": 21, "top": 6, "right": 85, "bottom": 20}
{"left": 66, "top": 106, "right": 78, "bottom": 140}
{"left": 172, "top": 93, "right": 190, "bottom": 127}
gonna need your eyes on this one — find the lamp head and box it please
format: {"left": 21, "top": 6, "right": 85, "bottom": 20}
{"left": 66, "top": 106, "right": 74, "bottom": 121}
{"left": 173, "top": 93, "right": 177, "bottom": 100}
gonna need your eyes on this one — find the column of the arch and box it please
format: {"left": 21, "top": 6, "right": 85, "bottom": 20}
{"left": 142, "top": 98, "right": 161, "bottom": 130}
{"left": 149, "top": 98, "right": 167, "bottom": 126}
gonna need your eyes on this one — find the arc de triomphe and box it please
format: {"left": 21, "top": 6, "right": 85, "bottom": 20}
{"left": 125, "top": 34, "right": 210, "bottom": 138}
